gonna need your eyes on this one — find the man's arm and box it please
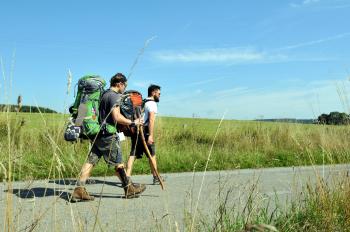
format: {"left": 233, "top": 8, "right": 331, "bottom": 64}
{"left": 147, "top": 111, "right": 156, "bottom": 144}
{"left": 112, "top": 106, "right": 141, "bottom": 126}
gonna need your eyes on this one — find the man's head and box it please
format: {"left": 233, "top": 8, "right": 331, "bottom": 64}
{"left": 148, "top": 84, "right": 161, "bottom": 102}
{"left": 110, "top": 73, "right": 127, "bottom": 93}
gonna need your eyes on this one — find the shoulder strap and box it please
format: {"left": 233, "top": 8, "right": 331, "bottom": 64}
{"left": 75, "top": 101, "right": 87, "bottom": 126}
{"left": 101, "top": 88, "right": 112, "bottom": 98}
{"left": 98, "top": 89, "right": 119, "bottom": 133}
{"left": 142, "top": 98, "right": 154, "bottom": 107}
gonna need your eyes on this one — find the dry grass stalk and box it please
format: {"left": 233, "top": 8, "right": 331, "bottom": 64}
{"left": 67, "top": 69, "right": 72, "bottom": 96}
{"left": 190, "top": 112, "right": 226, "bottom": 231}
{"left": 127, "top": 35, "right": 157, "bottom": 80}
{"left": 17, "top": 95, "right": 22, "bottom": 113}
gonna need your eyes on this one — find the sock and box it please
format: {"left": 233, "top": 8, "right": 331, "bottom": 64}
{"left": 77, "top": 180, "right": 86, "bottom": 186}
{"left": 116, "top": 167, "right": 130, "bottom": 187}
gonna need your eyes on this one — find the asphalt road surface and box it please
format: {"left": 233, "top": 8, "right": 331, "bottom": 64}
{"left": 0, "top": 164, "right": 349, "bottom": 231}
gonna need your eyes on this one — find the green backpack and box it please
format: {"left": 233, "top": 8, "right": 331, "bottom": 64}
{"left": 65, "top": 75, "right": 112, "bottom": 141}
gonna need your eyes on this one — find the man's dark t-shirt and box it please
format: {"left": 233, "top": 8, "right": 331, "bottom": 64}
{"left": 99, "top": 89, "right": 122, "bottom": 127}
{"left": 89, "top": 89, "right": 123, "bottom": 166}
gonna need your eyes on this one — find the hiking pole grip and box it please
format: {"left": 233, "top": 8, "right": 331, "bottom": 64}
{"left": 139, "top": 126, "right": 165, "bottom": 190}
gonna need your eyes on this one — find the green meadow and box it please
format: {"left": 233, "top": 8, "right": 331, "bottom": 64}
{"left": 1, "top": 112, "right": 350, "bottom": 231}
{"left": 1, "top": 111, "right": 350, "bottom": 181}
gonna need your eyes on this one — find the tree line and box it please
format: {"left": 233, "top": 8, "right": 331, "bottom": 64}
{"left": 0, "top": 104, "right": 57, "bottom": 113}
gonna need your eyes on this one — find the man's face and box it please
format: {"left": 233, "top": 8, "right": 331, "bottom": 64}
{"left": 153, "top": 89, "right": 161, "bottom": 102}
{"left": 117, "top": 82, "right": 127, "bottom": 93}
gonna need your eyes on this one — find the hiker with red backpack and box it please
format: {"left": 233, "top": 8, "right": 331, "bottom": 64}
{"left": 126, "top": 84, "right": 165, "bottom": 185}
{"left": 71, "top": 73, "right": 147, "bottom": 201}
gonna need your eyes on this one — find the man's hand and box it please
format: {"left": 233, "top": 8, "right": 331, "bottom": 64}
{"left": 133, "top": 118, "right": 144, "bottom": 127}
{"left": 147, "top": 135, "right": 154, "bottom": 145}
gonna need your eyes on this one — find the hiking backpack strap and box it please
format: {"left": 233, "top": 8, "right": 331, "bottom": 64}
{"left": 142, "top": 98, "right": 154, "bottom": 111}
{"left": 98, "top": 89, "right": 119, "bottom": 135}
{"left": 142, "top": 98, "right": 154, "bottom": 105}
{"left": 75, "top": 92, "right": 88, "bottom": 126}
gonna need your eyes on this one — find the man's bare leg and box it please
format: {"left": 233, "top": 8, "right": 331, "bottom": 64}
{"left": 72, "top": 163, "right": 94, "bottom": 201}
{"left": 149, "top": 155, "right": 157, "bottom": 177}
{"left": 126, "top": 156, "right": 136, "bottom": 177}
{"left": 78, "top": 163, "right": 94, "bottom": 183}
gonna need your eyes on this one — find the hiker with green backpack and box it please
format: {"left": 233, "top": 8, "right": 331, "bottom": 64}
{"left": 69, "top": 73, "right": 146, "bottom": 201}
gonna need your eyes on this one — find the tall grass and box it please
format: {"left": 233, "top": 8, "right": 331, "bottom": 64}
{"left": 185, "top": 171, "right": 350, "bottom": 231}
{"left": 1, "top": 113, "right": 350, "bottom": 181}
{"left": 1, "top": 91, "right": 350, "bottom": 231}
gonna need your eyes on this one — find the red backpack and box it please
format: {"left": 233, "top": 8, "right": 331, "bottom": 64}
{"left": 118, "top": 90, "right": 143, "bottom": 136}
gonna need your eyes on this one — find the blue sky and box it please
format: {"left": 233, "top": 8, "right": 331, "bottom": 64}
{"left": 1, "top": 0, "right": 350, "bottom": 119}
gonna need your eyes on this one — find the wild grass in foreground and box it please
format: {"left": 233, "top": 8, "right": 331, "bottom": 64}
{"left": 1, "top": 112, "right": 350, "bottom": 181}
{"left": 184, "top": 173, "right": 350, "bottom": 232}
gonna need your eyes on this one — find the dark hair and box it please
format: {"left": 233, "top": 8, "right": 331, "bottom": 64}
{"left": 110, "top": 73, "right": 127, "bottom": 86}
{"left": 148, "top": 84, "right": 161, "bottom": 97}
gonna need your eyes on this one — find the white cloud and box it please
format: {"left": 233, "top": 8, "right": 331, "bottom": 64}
{"left": 291, "top": 0, "right": 350, "bottom": 9}
{"left": 153, "top": 46, "right": 333, "bottom": 65}
{"left": 159, "top": 78, "right": 350, "bottom": 119}
{"left": 303, "top": 0, "right": 320, "bottom": 4}
{"left": 290, "top": 0, "right": 320, "bottom": 8}
{"left": 186, "top": 77, "right": 228, "bottom": 87}
{"left": 329, "top": 4, "right": 350, "bottom": 9}
{"left": 132, "top": 81, "right": 149, "bottom": 88}
{"left": 182, "top": 22, "right": 192, "bottom": 31}
{"left": 154, "top": 48, "right": 265, "bottom": 63}
{"left": 277, "top": 32, "right": 350, "bottom": 51}
{"left": 214, "top": 87, "right": 251, "bottom": 97}
{"left": 153, "top": 32, "right": 348, "bottom": 65}
{"left": 152, "top": 32, "right": 346, "bottom": 65}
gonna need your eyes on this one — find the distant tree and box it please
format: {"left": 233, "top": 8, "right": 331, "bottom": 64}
{"left": 317, "top": 112, "right": 350, "bottom": 125}
{"left": 339, "top": 112, "right": 350, "bottom": 124}
{"left": 317, "top": 114, "right": 328, "bottom": 124}
{"left": 328, "top": 112, "right": 340, "bottom": 125}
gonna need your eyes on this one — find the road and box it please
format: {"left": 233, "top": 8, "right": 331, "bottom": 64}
{"left": 0, "top": 164, "right": 349, "bottom": 231}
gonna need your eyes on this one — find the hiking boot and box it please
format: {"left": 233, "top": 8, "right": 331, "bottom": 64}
{"left": 124, "top": 181, "right": 146, "bottom": 199}
{"left": 71, "top": 186, "right": 95, "bottom": 202}
{"left": 153, "top": 175, "right": 165, "bottom": 185}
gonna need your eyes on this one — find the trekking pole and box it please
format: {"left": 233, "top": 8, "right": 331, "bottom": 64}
{"left": 139, "top": 126, "right": 165, "bottom": 190}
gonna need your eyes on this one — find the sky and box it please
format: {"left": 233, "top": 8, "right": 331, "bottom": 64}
{"left": 0, "top": 0, "right": 350, "bottom": 120}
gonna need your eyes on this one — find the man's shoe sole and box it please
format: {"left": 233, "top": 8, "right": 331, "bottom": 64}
{"left": 70, "top": 195, "right": 95, "bottom": 202}
{"left": 125, "top": 187, "right": 146, "bottom": 199}
{"left": 124, "top": 193, "right": 141, "bottom": 199}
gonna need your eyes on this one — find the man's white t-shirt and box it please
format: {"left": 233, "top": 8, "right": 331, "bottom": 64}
{"left": 143, "top": 98, "right": 157, "bottom": 126}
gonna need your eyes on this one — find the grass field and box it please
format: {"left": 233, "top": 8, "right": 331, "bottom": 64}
{"left": 1, "top": 111, "right": 350, "bottom": 231}
{"left": 1, "top": 111, "right": 350, "bottom": 181}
